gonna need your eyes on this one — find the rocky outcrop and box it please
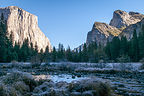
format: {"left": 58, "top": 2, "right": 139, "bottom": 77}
{"left": 0, "top": 6, "right": 52, "bottom": 51}
{"left": 120, "top": 18, "right": 144, "bottom": 40}
{"left": 86, "top": 22, "right": 121, "bottom": 45}
{"left": 110, "top": 10, "right": 144, "bottom": 28}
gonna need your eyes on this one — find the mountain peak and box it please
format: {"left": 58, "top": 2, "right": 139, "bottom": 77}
{"left": 86, "top": 10, "right": 144, "bottom": 46}
{"left": 114, "top": 10, "right": 127, "bottom": 15}
{"left": 110, "top": 10, "right": 144, "bottom": 28}
{"left": 7, "top": 6, "right": 20, "bottom": 9}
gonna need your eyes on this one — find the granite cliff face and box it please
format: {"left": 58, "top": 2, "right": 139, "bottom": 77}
{"left": 85, "top": 10, "right": 144, "bottom": 46}
{"left": 120, "top": 18, "right": 144, "bottom": 40}
{"left": 86, "top": 22, "right": 121, "bottom": 45}
{"left": 110, "top": 10, "right": 144, "bottom": 28}
{"left": 0, "top": 6, "right": 51, "bottom": 51}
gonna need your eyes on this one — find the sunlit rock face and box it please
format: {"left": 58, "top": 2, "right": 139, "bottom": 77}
{"left": 86, "top": 10, "right": 144, "bottom": 46}
{"left": 110, "top": 10, "right": 144, "bottom": 28}
{"left": 120, "top": 18, "right": 144, "bottom": 40}
{"left": 0, "top": 6, "right": 52, "bottom": 51}
{"left": 86, "top": 22, "right": 121, "bottom": 45}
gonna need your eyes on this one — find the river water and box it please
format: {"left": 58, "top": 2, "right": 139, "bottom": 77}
{"left": 34, "top": 73, "right": 144, "bottom": 96}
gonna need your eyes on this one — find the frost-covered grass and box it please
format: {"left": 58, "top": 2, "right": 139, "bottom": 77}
{"left": 0, "top": 62, "right": 144, "bottom": 96}
{"left": 0, "top": 62, "right": 143, "bottom": 76}
{"left": 0, "top": 62, "right": 142, "bottom": 70}
{"left": 48, "top": 62, "right": 142, "bottom": 71}
{"left": 0, "top": 71, "right": 114, "bottom": 96}
{"left": 68, "top": 79, "right": 112, "bottom": 96}
{"left": 32, "top": 78, "right": 113, "bottom": 96}
{"left": 0, "top": 71, "right": 37, "bottom": 96}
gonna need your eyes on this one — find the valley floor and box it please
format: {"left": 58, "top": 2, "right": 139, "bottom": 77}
{"left": 0, "top": 62, "right": 144, "bottom": 96}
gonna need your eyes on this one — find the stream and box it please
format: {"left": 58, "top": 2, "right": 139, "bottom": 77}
{"left": 34, "top": 73, "right": 144, "bottom": 96}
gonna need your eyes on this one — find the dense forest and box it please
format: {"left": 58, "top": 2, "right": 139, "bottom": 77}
{"left": 0, "top": 13, "right": 144, "bottom": 63}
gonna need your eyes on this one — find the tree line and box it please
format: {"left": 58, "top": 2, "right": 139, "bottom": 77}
{"left": 1, "top": 12, "right": 144, "bottom": 63}
{"left": 105, "top": 26, "right": 144, "bottom": 62}
{"left": 49, "top": 25, "right": 144, "bottom": 63}
{"left": 40, "top": 24, "right": 144, "bottom": 63}
{"left": 0, "top": 13, "right": 40, "bottom": 63}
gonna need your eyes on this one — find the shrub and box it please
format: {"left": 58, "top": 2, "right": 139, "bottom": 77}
{"left": 11, "top": 60, "right": 18, "bottom": 65}
{"left": 31, "top": 63, "right": 41, "bottom": 68}
{"left": 68, "top": 79, "right": 112, "bottom": 96}
{"left": 140, "top": 58, "right": 144, "bottom": 69}
{"left": 2, "top": 71, "right": 32, "bottom": 84}
{"left": 0, "top": 71, "right": 39, "bottom": 96}
{"left": 11, "top": 61, "right": 22, "bottom": 68}
{"left": 0, "top": 83, "right": 20, "bottom": 96}
{"left": 0, "top": 83, "right": 7, "bottom": 96}
{"left": 117, "top": 55, "right": 130, "bottom": 63}
{"left": 13, "top": 81, "right": 30, "bottom": 94}
{"left": 30, "top": 55, "right": 41, "bottom": 66}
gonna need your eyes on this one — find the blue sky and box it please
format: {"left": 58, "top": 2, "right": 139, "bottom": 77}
{"left": 0, "top": 0, "right": 144, "bottom": 49}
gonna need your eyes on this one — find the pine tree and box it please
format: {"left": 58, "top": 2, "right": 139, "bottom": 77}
{"left": 82, "top": 43, "right": 88, "bottom": 62}
{"left": 29, "top": 43, "right": 39, "bottom": 64}
{"left": 128, "top": 40, "right": 133, "bottom": 60}
{"left": 44, "top": 45, "right": 50, "bottom": 62}
{"left": 57, "top": 43, "right": 65, "bottom": 60}
{"left": 138, "top": 25, "right": 144, "bottom": 59}
{"left": 7, "top": 31, "right": 19, "bottom": 62}
{"left": 39, "top": 49, "right": 44, "bottom": 63}
{"left": 73, "top": 49, "right": 79, "bottom": 62}
{"left": 20, "top": 39, "right": 29, "bottom": 62}
{"left": 0, "top": 13, "right": 11, "bottom": 62}
{"left": 33, "top": 42, "right": 39, "bottom": 57}
{"left": 78, "top": 47, "right": 82, "bottom": 62}
{"left": 65, "top": 46, "right": 72, "bottom": 61}
{"left": 105, "top": 40, "right": 111, "bottom": 60}
{"left": 13, "top": 42, "right": 21, "bottom": 61}
{"left": 52, "top": 47, "right": 57, "bottom": 62}
{"left": 110, "top": 37, "right": 120, "bottom": 61}
{"left": 120, "top": 36, "right": 128, "bottom": 56}
{"left": 87, "top": 42, "right": 97, "bottom": 62}
{"left": 10, "top": 51, "right": 18, "bottom": 61}
{"left": 131, "top": 29, "right": 139, "bottom": 62}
